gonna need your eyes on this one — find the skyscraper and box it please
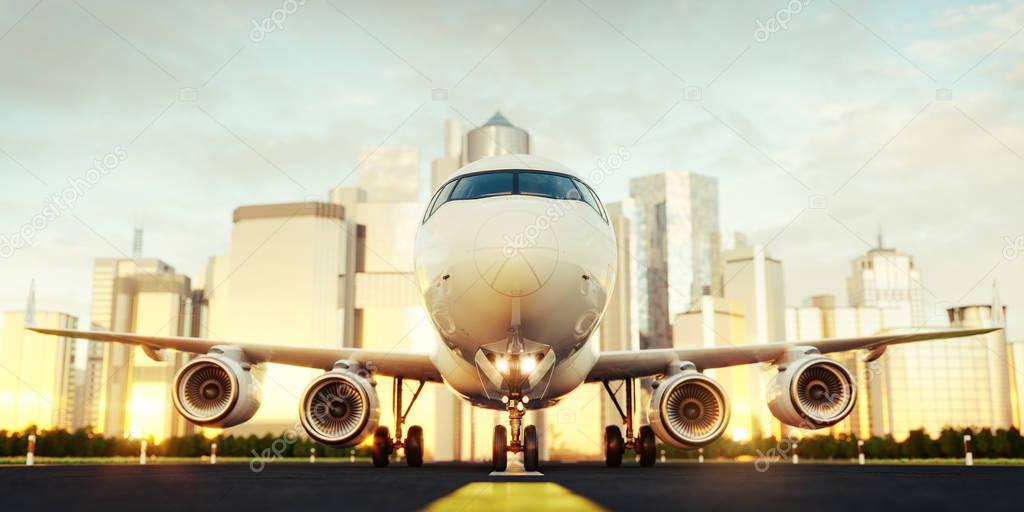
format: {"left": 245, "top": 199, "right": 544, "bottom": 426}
{"left": 0, "top": 310, "right": 80, "bottom": 431}
{"left": 91, "top": 257, "right": 196, "bottom": 440}
{"left": 461, "top": 111, "right": 530, "bottom": 165}
{"left": 629, "top": 171, "right": 720, "bottom": 350}
{"left": 430, "top": 120, "right": 463, "bottom": 191}
{"left": 1010, "top": 339, "right": 1024, "bottom": 430}
{"left": 847, "top": 241, "right": 1011, "bottom": 438}
{"left": 75, "top": 340, "right": 104, "bottom": 430}
{"left": 785, "top": 296, "right": 901, "bottom": 438}
{"left": 722, "top": 244, "right": 786, "bottom": 438}
{"left": 599, "top": 201, "right": 640, "bottom": 434}
{"left": 673, "top": 295, "right": 753, "bottom": 441}
{"left": 206, "top": 202, "right": 351, "bottom": 435}
{"left": 946, "top": 303, "right": 1013, "bottom": 430}
{"left": 601, "top": 201, "right": 639, "bottom": 355}
{"left": 846, "top": 239, "right": 924, "bottom": 325}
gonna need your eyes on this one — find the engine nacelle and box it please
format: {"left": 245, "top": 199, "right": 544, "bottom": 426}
{"left": 172, "top": 348, "right": 263, "bottom": 428}
{"left": 299, "top": 364, "right": 380, "bottom": 446}
{"left": 767, "top": 355, "right": 856, "bottom": 429}
{"left": 648, "top": 369, "right": 730, "bottom": 448}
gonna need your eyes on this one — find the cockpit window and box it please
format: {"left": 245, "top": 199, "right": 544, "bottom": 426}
{"left": 423, "top": 170, "right": 608, "bottom": 224}
{"left": 571, "top": 179, "right": 607, "bottom": 221}
{"left": 449, "top": 172, "right": 514, "bottom": 200}
{"left": 423, "top": 178, "right": 458, "bottom": 222}
{"left": 519, "top": 172, "right": 580, "bottom": 200}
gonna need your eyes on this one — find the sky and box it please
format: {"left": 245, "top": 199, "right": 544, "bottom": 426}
{"left": 1, "top": 0, "right": 1022, "bottom": 337}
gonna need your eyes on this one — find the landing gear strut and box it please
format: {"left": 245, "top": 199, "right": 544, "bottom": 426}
{"left": 602, "top": 378, "right": 656, "bottom": 467}
{"left": 492, "top": 389, "right": 540, "bottom": 471}
{"left": 491, "top": 324, "right": 541, "bottom": 472}
{"left": 372, "top": 377, "right": 426, "bottom": 467}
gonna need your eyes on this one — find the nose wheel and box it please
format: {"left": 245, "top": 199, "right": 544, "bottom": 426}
{"left": 523, "top": 424, "right": 539, "bottom": 471}
{"left": 492, "top": 423, "right": 540, "bottom": 472}
{"left": 492, "top": 425, "right": 507, "bottom": 471}
{"left": 490, "top": 323, "right": 543, "bottom": 473}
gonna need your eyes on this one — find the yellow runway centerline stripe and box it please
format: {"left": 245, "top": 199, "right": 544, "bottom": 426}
{"left": 424, "top": 482, "right": 605, "bottom": 512}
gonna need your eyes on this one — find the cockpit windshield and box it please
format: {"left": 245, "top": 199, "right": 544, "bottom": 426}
{"left": 423, "top": 170, "right": 607, "bottom": 223}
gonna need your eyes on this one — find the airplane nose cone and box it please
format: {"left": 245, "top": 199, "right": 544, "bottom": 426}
{"left": 473, "top": 210, "right": 560, "bottom": 297}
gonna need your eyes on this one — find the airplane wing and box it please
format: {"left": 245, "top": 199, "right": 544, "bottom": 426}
{"left": 586, "top": 327, "right": 999, "bottom": 382}
{"left": 27, "top": 326, "right": 442, "bottom": 382}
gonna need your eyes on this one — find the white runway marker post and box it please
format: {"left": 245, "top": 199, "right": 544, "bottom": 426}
{"left": 698, "top": 448, "right": 704, "bottom": 464}
{"left": 140, "top": 440, "right": 147, "bottom": 465}
{"left": 211, "top": 443, "right": 217, "bottom": 464}
{"left": 26, "top": 434, "right": 36, "bottom": 466}
{"left": 310, "top": 448, "right": 316, "bottom": 464}
{"left": 858, "top": 440, "right": 865, "bottom": 465}
{"left": 660, "top": 449, "right": 666, "bottom": 463}
{"left": 350, "top": 449, "right": 355, "bottom": 463}
{"left": 964, "top": 435, "right": 973, "bottom": 466}
{"left": 792, "top": 443, "right": 799, "bottom": 465}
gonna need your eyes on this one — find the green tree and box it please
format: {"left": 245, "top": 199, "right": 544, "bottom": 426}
{"left": 937, "top": 428, "right": 963, "bottom": 457}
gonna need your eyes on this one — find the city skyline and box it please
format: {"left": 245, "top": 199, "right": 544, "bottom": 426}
{"left": 4, "top": 4, "right": 1024, "bottom": 510}
{"left": 5, "top": 136, "right": 1020, "bottom": 448}
{"left": 2, "top": 0, "right": 1022, "bottom": 341}
{"left": 0, "top": 0, "right": 1021, "bottom": 458}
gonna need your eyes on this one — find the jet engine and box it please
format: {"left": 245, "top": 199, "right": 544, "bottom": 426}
{"left": 767, "top": 355, "right": 856, "bottom": 428}
{"left": 299, "top": 365, "right": 380, "bottom": 446}
{"left": 648, "top": 369, "right": 730, "bottom": 448}
{"left": 172, "top": 348, "right": 263, "bottom": 428}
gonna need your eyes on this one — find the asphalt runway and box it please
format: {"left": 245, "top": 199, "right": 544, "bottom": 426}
{"left": 1, "top": 461, "right": 1021, "bottom": 511}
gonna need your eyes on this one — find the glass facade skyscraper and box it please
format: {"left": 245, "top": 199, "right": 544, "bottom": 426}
{"left": 629, "top": 172, "right": 720, "bottom": 349}
{"left": 847, "top": 243, "right": 1013, "bottom": 438}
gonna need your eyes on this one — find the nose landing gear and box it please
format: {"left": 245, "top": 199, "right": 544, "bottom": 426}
{"left": 490, "top": 317, "right": 542, "bottom": 473}
{"left": 491, "top": 400, "right": 540, "bottom": 473}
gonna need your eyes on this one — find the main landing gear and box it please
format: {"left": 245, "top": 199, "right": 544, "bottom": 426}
{"left": 602, "top": 378, "right": 657, "bottom": 467}
{"left": 372, "top": 377, "right": 426, "bottom": 468}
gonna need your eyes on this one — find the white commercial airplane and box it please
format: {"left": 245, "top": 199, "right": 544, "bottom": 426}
{"left": 29, "top": 154, "right": 997, "bottom": 471}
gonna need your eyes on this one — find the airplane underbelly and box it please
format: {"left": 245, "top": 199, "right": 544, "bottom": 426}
{"left": 426, "top": 262, "right": 606, "bottom": 409}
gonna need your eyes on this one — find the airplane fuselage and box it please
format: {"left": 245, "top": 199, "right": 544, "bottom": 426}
{"left": 414, "top": 156, "right": 617, "bottom": 410}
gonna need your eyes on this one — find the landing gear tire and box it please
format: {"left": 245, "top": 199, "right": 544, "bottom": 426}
{"left": 604, "top": 425, "right": 625, "bottom": 467}
{"left": 492, "top": 425, "right": 508, "bottom": 472}
{"left": 405, "top": 425, "right": 424, "bottom": 467}
{"left": 372, "top": 426, "right": 393, "bottom": 467}
{"left": 637, "top": 425, "right": 657, "bottom": 467}
{"left": 523, "top": 425, "right": 539, "bottom": 472}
